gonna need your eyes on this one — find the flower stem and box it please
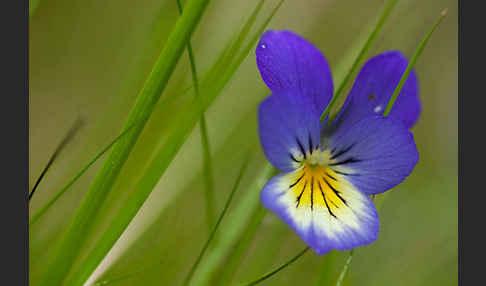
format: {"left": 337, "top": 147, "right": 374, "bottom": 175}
{"left": 335, "top": 250, "right": 354, "bottom": 286}
{"left": 176, "top": 0, "right": 216, "bottom": 235}
{"left": 237, "top": 247, "right": 310, "bottom": 286}
{"left": 320, "top": 0, "right": 398, "bottom": 122}
{"left": 384, "top": 8, "right": 448, "bottom": 116}
{"left": 182, "top": 156, "right": 251, "bottom": 286}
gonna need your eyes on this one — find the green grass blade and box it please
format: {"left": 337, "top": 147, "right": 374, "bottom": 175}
{"left": 235, "top": 0, "right": 283, "bottom": 73}
{"left": 38, "top": 1, "right": 210, "bottom": 285}
{"left": 189, "top": 4, "right": 284, "bottom": 285}
{"left": 320, "top": 0, "right": 398, "bottom": 122}
{"left": 176, "top": 0, "right": 216, "bottom": 233}
{"left": 215, "top": 206, "right": 267, "bottom": 286}
{"left": 383, "top": 8, "right": 448, "bottom": 116}
{"left": 63, "top": 2, "right": 278, "bottom": 284}
{"left": 201, "top": 0, "right": 266, "bottom": 85}
{"left": 87, "top": 108, "right": 262, "bottom": 285}
{"left": 335, "top": 250, "right": 354, "bottom": 286}
{"left": 91, "top": 155, "right": 251, "bottom": 286}
{"left": 237, "top": 247, "right": 310, "bottom": 286}
{"left": 182, "top": 156, "right": 250, "bottom": 286}
{"left": 29, "top": 118, "right": 84, "bottom": 202}
{"left": 191, "top": 163, "right": 275, "bottom": 286}
{"left": 29, "top": 125, "right": 134, "bottom": 225}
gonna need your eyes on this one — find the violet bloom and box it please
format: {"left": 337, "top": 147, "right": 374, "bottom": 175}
{"left": 256, "top": 30, "right": 420, "bottom": 255}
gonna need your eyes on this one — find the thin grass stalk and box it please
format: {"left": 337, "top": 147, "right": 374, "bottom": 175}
{"left": 29, "top": 125, "right": 134, "bottom": 225}
{"left": 189, "top": 5, "right": 285, "bottom": 285}
{"left": 64, "top": 3, "right": 279, "bottom": 284}
{"left": 335, "top": 250, "right": 354, "bottom": 286}
{"left": 176, "top": 0, "right": 216, "bottom": 233}
{"left": 182, "top": 156, "right": 250, "bottom": 286}
{"left": 332, "top": 9, "right": 448, "bottom": 285}
{"left": 237, "top": 247, "right": 310, "bottom": 286}
{"left": 320, "top": 0, "right": 398, "bottom": 122}
{"left": 216, "top": 206, "right": 267, "bottom": 286}
{"left": 38, "top": 1, "right": 210, "bottom": 285}
{"left": 29, "top": 118, "right": 84, "bottom": 201}
{"left": 90, "top": 155, "right": 251, "bottom": 286}
{"left": 201, "top": 0, "right": 266, "bottom": 85}
{"left": 383, "top": 8, "right": 448, "bottom": 116}
{"left": 191, "top": 163, "right": 275, "bottom": 286}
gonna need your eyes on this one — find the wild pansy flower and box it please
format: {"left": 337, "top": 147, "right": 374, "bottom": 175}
{"left": 256, "top": 30, "right": 420, "bottom": 255}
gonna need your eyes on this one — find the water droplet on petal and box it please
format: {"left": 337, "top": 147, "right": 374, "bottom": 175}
{"left": 261, "top": 44, "right": 266, "bottom": 49}
{"left": 374, "top": 105, "right": 383, "bottom": 113}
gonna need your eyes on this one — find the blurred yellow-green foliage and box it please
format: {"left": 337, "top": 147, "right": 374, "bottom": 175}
{"left": 30, "top": 0, "right": 457, "bottom": 285}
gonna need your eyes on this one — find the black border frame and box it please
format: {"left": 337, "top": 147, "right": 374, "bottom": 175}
{"left": 2, "top": 0, "right": 29, "bottom": 284}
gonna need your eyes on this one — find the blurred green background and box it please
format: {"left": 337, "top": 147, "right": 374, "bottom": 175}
{"left": 29, "top": 0, "right": 457, "bottom": 285}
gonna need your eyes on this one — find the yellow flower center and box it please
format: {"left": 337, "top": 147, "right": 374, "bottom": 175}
{"left": 289, "top": 163, "right": 346, "bottom": 214}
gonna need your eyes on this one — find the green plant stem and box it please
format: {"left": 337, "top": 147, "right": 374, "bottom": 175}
{"left": 335, "top": 250, "right": 354, "bottom": 286}
{"left": 30, "top": 125, "right": 134, "bottom": 225}
{"left": 176, "top": 0, "right": 216, "bottom": 234}
{"left": 67, "top": 5, "right": 277, "bottom": 284}
{"left": 90, "top": 156, "right": 251, "bottom": 286}
{"left": 383, "top": 8, "right": 448, "bottom": 116}
{"left": 67, "top": 2, "right": 281, "bottom": 285}
{"left": 237, "top": 247, "right": 310, "bottom": 286}
{"left": 320, "top": 0, "right": 398, "bottom": 122}
{"left": 38, "top": 1, "right": 210, "bottom": 285}
{"left": 182, "top": 156, "right": 250, "bottom": 286}
{"left": 216, "top": 206, "right": 267, "bottom": 286}
{"left": 29, "top": 118, "right": 84, "bottom": 202}
{"left": 191, "top": 163, "right": 276, "bottom": 286}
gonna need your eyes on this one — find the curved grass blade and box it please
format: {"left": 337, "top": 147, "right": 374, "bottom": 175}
{"left": 38, "top": 1, "right": 210, "bottom": 285}
{"left": 65, "top": 3, "right": 282, "bottom": 285}
{"left": 182, "top": 156, "right": 250, "bottom": 286}
{"left": 29, "top": 118, "right": 84, "bottom": 202}
{"left": 29, "top": 124, "right": 134, "bottom": 225}
{"left": 320, "top": 0, "right": 398, "bottom": 122}
{"left": 384, "top": 8, "right": 448, "bottom": 116}
{"left": 335, "top": 250, "right": 354, "bottom": 286}
{"left": 86, "top": 108, "right": 262, "bottom": 285}
{"left": 203, "top": 0, "right": 266, "bottom": 80}
{"left": 176, "top": 0, "right": 216, "bottom": 233}
{"left": 236, "top": 247, "right": 310, "bottom": 286}
{"left": 90, "top": 156, "right": 251, "bottom": 286}
{"left": 215, "top": 206, "right": 267, "bottom": 286}
{"left": 189, "top": 163, "right": 275, "bottom": 286}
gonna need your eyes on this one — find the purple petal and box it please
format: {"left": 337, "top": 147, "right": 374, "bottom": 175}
{"left": 261, "top": 170, "right": 380, "bottom": 255}
{"left": 256, "top": 30, "right": 334, "bottom": 113}
{"left": 258, "top": 90, "right": 321, "bottom": 172}
{"left": 325, "top": 116, "right": 419, "bottom": 195}
{"left": 332, "top": 51, "right": 421, "bottom": 133}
